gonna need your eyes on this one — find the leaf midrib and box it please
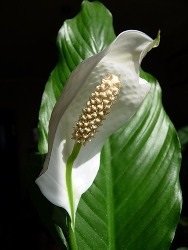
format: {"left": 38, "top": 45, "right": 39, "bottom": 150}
{"left": 102, "top": 140, "right": 116, "bottom": 250}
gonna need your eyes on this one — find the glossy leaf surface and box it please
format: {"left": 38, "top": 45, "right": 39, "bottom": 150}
{"left": 37, "top": 0, "right": 116, "bottom": 154}
{"left": 75, "top": 74, "right": 182, "bottom": 249}
{"left": 35, "top": 1, "right": 182, "bottom": 249}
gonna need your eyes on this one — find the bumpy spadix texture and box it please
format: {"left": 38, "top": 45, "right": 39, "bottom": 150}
{"left": 36, "top": 30, "right": 160, "bottom": 221}
{"left": 72, "top": 74, "right": 121, "bottom": 144}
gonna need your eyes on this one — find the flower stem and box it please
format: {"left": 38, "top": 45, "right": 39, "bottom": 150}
{"left": 66, "top": 142, "right": 82, "bottom": 249}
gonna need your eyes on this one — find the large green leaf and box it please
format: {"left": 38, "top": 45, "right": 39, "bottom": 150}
{"left": 33, "top": 1, "right": 182, "bottom": 249}
{"left": 75, "top": 73, "right": 182, "bottom": 249}
{"left": 37, "top": 0, "right": 116, "bottom": 154}
{"left": 31, "top": 0, "right": 116, "bottom": 247}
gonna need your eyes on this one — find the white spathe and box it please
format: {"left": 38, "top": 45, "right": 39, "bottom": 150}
{"left": 36, "top": 30, "right": 160, "bottom": 221}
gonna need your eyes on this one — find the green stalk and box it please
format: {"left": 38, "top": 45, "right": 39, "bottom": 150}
{"left": 66, "top": 142, "right": 82, "bottom": 249}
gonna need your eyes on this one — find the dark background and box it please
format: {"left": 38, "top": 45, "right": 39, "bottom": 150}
{"left": 0, "top": 0, "right": 187, "bottom": 249}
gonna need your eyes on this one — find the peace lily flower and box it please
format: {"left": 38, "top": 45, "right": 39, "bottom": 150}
{"left": 36, "top": 30, "right": 160, "bottom": 228}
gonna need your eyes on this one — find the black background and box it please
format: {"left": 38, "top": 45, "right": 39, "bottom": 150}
{"left": 0, "top": 0, "right": 187, "bottom": 249}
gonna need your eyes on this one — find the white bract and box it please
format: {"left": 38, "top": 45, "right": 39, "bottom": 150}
{"left": 36, "top": 30, "right": 160, "bottom": 223}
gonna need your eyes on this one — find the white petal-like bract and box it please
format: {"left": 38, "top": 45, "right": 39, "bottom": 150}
{"left": 36, "top": 30, "right": 160, "bottom": 221}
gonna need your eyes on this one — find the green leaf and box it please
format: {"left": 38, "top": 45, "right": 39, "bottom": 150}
{"left": 34, "top": 1, "right": 182, "bottom": 249}
{"left": 37, "top": 0, "right": 116, "bottom": 154}
{"left": 32, "top": 1, "right": 115, "bottom": 248}
{"left": 178, "top": 126, "right": 188, "bottom": 151}
{"left": 75, "top": 75, "right": 182, "bottom": 249}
